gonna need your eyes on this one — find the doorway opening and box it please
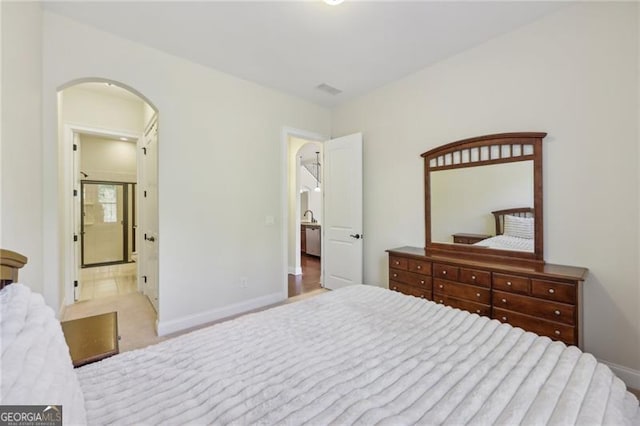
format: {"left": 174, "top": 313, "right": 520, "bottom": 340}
{"left": 284, "top": 129, "right": 326, "bottom": 298}
{"left": 283, "top": 129, "right": 364, "bottom": 298}
{"left": 58, "top": 80, "right": 159, "bottom": 323}
{"left": 288, "top": 140, "right": 324, "bottom": 297}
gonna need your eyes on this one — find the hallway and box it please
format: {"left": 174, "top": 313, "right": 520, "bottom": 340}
{"left": 79, "top": 263, "right": 137, "bottom": 301}
{"left": 288, "top": 254, "right": 321, "bottom": 297}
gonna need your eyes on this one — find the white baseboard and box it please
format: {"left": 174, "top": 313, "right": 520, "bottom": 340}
{"left": 156, "top": 291, "right": 284, "bottom": 336}
{"left": 288, "top": 266, "right": 302, "bottom": 275}
{"left": 599, "top": 359, "right": 640, "bottom": 389}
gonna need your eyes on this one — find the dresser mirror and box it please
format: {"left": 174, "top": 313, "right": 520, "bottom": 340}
{"left": 422, "top": 132, "right": 546, "bottom": 264}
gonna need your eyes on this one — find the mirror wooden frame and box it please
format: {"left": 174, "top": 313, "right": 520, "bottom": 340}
{"left": 422, "top": 132, "right": 546, "bottom": 265}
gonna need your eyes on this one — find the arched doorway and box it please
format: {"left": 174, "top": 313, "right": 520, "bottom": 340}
{"left": 57, "top": 79, "right": 160, "bottom": 330}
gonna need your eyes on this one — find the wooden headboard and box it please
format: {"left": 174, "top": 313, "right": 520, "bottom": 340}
{"left": 1, "top": 249, "right": 28, "bottom": 289}
{"left": 492, "top": 208, "right": 534, "bottom": 235}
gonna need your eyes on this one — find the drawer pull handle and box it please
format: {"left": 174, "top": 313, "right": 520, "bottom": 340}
{"left": 548, "top": 288, "right": 555, "bottom": 294}
{"left": 506, "top": 281, "right": 512, "bottom": 286}
{"left": 554, "top": 330, "right": 561, "bottom": 336}
{"left": 420, "top": 295, "right": 425, "bottom": 299}
{"left": 471, "top": 275, "right": 476, "bottom": 280}
{"left": 476, "top": 293, "right": 481, "bottom": 298}
{"left": 420, "top": 280, "right": 425, "bottom": 284}
{"left": 502, "top": 316, "right": 507, "bottom": 321}
{"left": 439, "top": 300, "right": 443, "bottom": 303}
{"left": 394, "top": 261, "right": 399, "bottom": 265}
{"left": 501, "top": 298, "right": 507, "bottom": 303}
{"left": 439, "top": 284, "right": 444, "bottom": 289}
{"left": 554, "top": 310, "right": 561, "bottom": 316}
{"left": 442, "top": 270, "right": 447, "bottom": 275}
{"left": 393, "top": 273, "right": 397, "bottom": 278}
{"left": 392, "top": 286, "right": 397, "bottom": 290}
{"left": 476, "top": 309, "right": 481, "bottom": 314}
{"left": 417, "top": 265, "right": 422, "bottom": 270}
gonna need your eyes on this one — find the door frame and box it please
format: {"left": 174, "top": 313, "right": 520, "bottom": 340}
{"left": 62, "top": 123, "right": 141, "bottom": 305}
{"left": 80, "top": 180, "right": 129, "bottom": 268}
{"left": 281, "top": 127, "right": 329, "bottom": 299}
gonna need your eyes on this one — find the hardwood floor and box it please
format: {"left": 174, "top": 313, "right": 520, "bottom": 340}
{"left": 288, "top": 254, "right": 322, "bottom": 297}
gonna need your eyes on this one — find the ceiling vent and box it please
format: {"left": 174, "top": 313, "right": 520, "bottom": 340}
{"left": 316, "top": 83, "right": 342, "bottom": 96}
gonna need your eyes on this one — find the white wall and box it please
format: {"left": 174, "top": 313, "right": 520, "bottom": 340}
{"left": 1, "top": 3, "right": 43, "bottom": 297}
{"left": 332, "top": 3, "right": 640, "bottom": 378}
{"left": 80, "top": 136, "right": 137, "bottom": 182}
{"left": 42, "top": 12, "right": 331, "bottom": 331}
{"left": 61, "top": 86, "right": 146, "bottom": 134}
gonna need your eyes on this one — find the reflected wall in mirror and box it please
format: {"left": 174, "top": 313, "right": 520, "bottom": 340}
{"left": 423, "top": 132, "right": 546, "bottom": 264}
{"left": 430, "top": 161, "right": 534, "bottom": 250}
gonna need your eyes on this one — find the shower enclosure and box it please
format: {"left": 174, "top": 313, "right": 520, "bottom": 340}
{"left": 81, "top": 181, "right": 136, "bottom": 267}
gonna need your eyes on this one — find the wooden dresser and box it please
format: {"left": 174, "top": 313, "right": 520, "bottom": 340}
{"left": 387, "top": 246, "right": 588, "bottom": 347}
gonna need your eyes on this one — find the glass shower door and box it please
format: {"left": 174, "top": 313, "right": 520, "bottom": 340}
{"left": 82, "top": 182, "right": 125, "bottom": 266}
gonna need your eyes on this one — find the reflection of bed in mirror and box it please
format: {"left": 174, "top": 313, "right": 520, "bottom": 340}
{"left": 473, "top": 207, "right": 534, "bottom": 252}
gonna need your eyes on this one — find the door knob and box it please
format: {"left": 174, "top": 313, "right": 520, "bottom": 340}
{"left": 349, "top": 234, "right": 361, "bottom": 239}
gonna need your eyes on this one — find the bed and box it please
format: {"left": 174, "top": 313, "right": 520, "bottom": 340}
{"left": 2, "top": 251, "right": 639, "bottom": 425}
{"left": 473, "top": 208, "right": 535, "bottom": 252}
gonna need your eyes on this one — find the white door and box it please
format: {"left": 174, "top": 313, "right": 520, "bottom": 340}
{"left": 141, "top": 119, "right": 159, "bottom": 312}
{"left": 322, "top": 133, "right": 363, "bottom": 290}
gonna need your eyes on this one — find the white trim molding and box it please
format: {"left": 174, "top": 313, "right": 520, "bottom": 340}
{"left": 288, "top": 266, "right": 302, "bottom": 275}
{"left": 599, "top": 359, "right": 640, "bottom": 390}
{"left": 156, "top": 291, "right": 284, "bottom": 336}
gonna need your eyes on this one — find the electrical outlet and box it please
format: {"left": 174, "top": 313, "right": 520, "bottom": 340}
{"left": 240, "top": 277, "right": 248, "bottom": 288}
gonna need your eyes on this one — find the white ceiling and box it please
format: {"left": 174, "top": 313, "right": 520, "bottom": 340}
{"left": 44, "top": 1, "right": 565, "bottom": 107}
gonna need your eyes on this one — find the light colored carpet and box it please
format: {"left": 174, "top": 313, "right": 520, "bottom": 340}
{"left": 62, "top": 288, "right": 328, "bottom": 353}
{"left": 61, "top": 292, "right": 168, "bottom": 352}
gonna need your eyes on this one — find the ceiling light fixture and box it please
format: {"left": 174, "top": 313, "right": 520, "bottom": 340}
{"left": 323, "top": 0, "right": 344, "bottom": 5}
{"left": 314, "top": 151, "right": 321, "bottom": 193}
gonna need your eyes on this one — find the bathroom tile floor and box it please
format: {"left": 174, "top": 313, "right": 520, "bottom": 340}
{"left": 79, "top": 263, "right": 137, "bottom": 301}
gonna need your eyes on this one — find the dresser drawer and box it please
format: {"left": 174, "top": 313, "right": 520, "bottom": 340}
{"left": 389, "top": 269, "right": 431, "bottom": 289}
{"left": 408, "top": 259, "right": 431, "bottom": 275}
{"left": 531, "top": 279, "right": 576, "bottom": 304}
{"left": 493, "top": 290, "right": 575, "bottom": 325}
{"left": 389, "top": 268, "right": 406, "bottom": 283}
{"left": 434, "top": 278, "right": 490, "bottom": 304}
{"left": 493, "top": 308, "right": 575, "bottom": 345}
{"left": 434, "top": 295, "right": 490, "bottom": 317}
{"left": 433, "top": 263, "right": 459, "bottom": 281}
{"left": 390, "top": 281, "right": 432, "bottom": 300}
{"left": 459, "top": 268, "right": 491, "bottom": 288}
{"left": 493, "top": 273, "right": 530, "bottom": 295}
{"left": 389, "top": 256, "right": 408, "bottom": 270}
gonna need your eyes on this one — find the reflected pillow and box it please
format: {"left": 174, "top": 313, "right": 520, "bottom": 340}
{"left": 503, "top": 215, "right": 534, "bottom": 239}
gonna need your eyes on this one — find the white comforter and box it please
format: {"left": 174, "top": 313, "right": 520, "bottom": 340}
{"left": 474, "top": 235, "right": 534, "bottom": 252}
{"left": 0, "top": 284, "right": 87, "bottom": 425}
{"left": 77, "top": 285, "right": 640, "bottom": 425}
